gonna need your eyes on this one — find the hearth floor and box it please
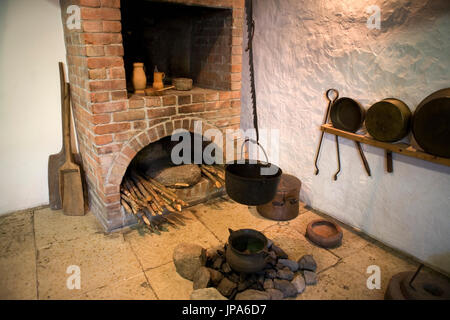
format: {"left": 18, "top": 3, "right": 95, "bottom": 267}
{"left": 0, "top": 196, "right": 443, "bottom": 300}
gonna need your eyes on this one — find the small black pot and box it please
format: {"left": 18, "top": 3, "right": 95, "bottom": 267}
{"left": 225, "top": 228, "right": 268, "bottom": 273}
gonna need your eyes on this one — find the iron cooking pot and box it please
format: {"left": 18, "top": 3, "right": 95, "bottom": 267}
{"left": 225, "top": 139, "right": 282, "bottom": 206}
{"left": 225, "top": 228, "right": 268, "bottom": 273}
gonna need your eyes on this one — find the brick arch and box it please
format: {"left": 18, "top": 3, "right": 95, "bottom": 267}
{"left": 105, "top": 117, "right": 221, "bottom": 192}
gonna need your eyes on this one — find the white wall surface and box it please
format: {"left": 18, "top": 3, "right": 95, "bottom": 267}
{"left": 0, "top": 0, "right": 66, "bottom": 213}
{"left": 241, "top": 0, "right": 450, "bottom": 273}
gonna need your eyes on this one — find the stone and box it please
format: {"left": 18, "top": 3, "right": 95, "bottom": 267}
{"left": 222, "top": 262, "right": 232, "bottom": 273}
{"left": 267, "top": 250, "right": 277, "bottom": 260}
{"left": 154, "top": 164, "right": 201, "bottom": 187}
{"left": 235, "top": 289, "right": 270, "bottom": 300}
{"left": 207, "top": 268, "right": 223, "bottom": 285}
{"left": 193, "top": 267, "right": 210, "bottom": 290}
{"left": 217, "top": 277, "right": 237, "bottom": 297}
{"left": 271, "top": 244, "right": 288, "bottom": 259}
{"left": 278, "top": 259, "right": 299, "bottom": 272}
{"left": 206, "top": 245, "right": 222, "bottom": 261}
{"left": 298, "top": 255, "right": 317, "bottom": 272}
{"left": 291, "top": 274, "right": 306, "bottom": 294}
{"left": 273, "top": 279, "right": 298, "bottom": 298}
{"left": 191, "top": 288, "right": 227, "bottom": 300}
{"left": 267, "top": 239, "right": 273, "bottom": 249}
{"left": 173, "top": 243, "right": 206, "bottom": 281}
{"left": 212, "top": 256, "right": 223, "bottom": 270}
{"left": 227, "top": 273, "right": 240, "bottom": 283}
{"left": 237, "top": 280, "right": 251, "bottom": 292}
{"left": 266, "top": 257, "right": 277, "bottom": 266}
{"left": 263, "top": 279, "right": 274, "bottom": 290}
{"left": 266, "top": 288, "right": 284, "bottom": 300}
{"left": 277, "top": 269, "right": 294, "bottom": 281}
{"left": 265, "top": 269, "right": 277, "bottom": 279}
{"left": 303, "top": 270, "right": 317, "bottom": 285}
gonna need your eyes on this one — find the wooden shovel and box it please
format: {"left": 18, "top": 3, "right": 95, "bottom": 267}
{"left": 58, "top": 80, "right": 85, "bottom": 216}
{"left": 48, "top": 62, "right": 68, "bottom": 210}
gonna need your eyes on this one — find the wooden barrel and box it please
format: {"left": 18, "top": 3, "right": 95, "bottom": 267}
{"left": 412, "top": 88, "right": 450, "bottom": 158}
{"left": 365, "top": 98, "right": 411, "bottom": 142}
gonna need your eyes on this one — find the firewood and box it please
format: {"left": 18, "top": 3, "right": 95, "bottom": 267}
{"left": 125, "top": 178, "right": 144, "bottom": 200}
{"left": 145, "top": 175, "right": 188, "bottom": 207}
{"left": 150, "top": 201, "right": 162, "bottom": 215}
{"left": 174, "top": 182, "right": 190, "bottom": 188}
{"left": 145, "top": 206, "right": 157, "bottom": 216}
{"left": 133, "top": 173, "right": 168, "bottom": 211}
{"left": 141, "top": 214, "right": 151, "bottom": 226}
{"left": 122, "top": 184, "right": 146, "bottom": 207}
{"left": 146, "top": 175, "right": 178, "bottom": 198}
{"left": 202, "top": 165, "right": 225, "bottom": 180}
{"left": 201, "top": 167, "right": 222, "bottom": 188}
{"left": 203, "top": 165, "right": 225, "bottom": 181}
{"left": 121, "top": 193, "right": 139, "bottom": 214}
{"left": 121, "top": 199, "right": 133, "bottom": 215}
{"left": 130, "top": 175, "right": 153, "bottom": 202}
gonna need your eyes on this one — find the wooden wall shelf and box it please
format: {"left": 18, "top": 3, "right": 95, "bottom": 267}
{"left": 321, "top": 124, "right": 450, "bottom": 167}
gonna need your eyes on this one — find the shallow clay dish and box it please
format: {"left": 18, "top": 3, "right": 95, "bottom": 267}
{"left": 385, "top": 271, "right": 450, "bottom": 300}
{"left": 306, "top": 219, "right": 343, "bottom": 248}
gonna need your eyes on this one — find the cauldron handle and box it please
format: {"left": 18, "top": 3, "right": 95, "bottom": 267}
{"left": 240, "top": 138, "right": 269, "bottom": 163}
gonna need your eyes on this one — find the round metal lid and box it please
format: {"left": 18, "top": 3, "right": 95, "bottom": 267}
{"left": 277, "top": 174, "right": 301, "bottom": 192}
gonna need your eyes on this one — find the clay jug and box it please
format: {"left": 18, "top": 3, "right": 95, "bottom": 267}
{"left": 153, "top": 72, "right": 165, "bottom": 90}
{"left": 132, "top": 62, "right": 146, "bottom": 93}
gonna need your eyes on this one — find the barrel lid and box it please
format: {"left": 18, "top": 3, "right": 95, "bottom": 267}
{"left": 277, "top": 174, "right": 301, "bottom": 192}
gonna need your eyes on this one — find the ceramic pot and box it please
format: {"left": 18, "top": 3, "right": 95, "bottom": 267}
{"left": 132, "top": 62, "right": 146, "bottom": 92}
{"left": 153, "top": 72, "right": 165, "bottom": 90}
{"left": 225, "top": 228, "right": 268, "bottom": 273}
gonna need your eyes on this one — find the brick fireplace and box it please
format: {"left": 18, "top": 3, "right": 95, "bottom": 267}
{"left": 59, "top": 0, "right": 244, "bottom": 231}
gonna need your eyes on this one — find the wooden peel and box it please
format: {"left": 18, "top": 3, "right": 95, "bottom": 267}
{"left": 145, "top": 85, "right": 175, "bottom": 96}
{"left": 58, "top": 81, "right": 85, "bottom": 216}
{"left": 48, "top": 62, "right": 69, "bottom": 210}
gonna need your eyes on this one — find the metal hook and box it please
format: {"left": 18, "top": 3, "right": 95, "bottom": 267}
{"left": 240, "top": 138, "right": 269, "bottom": 163}
{"left": 314, "top": 89, "right": 339, "bottom": 175}
{"left": 333, "top": 135, "right": 341, "bottom": 180}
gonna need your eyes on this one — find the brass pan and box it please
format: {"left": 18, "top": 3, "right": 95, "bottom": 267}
{"left": 412, "top": 88, "right": 450, "bottom": 158}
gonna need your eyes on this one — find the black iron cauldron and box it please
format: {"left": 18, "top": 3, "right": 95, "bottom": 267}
{"left": 225, "top": 139, "right": 282, "bottom": 206}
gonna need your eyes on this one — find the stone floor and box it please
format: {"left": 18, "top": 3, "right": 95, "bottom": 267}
{"left": 0, "top": 196, "right": 444, "bottom": 300}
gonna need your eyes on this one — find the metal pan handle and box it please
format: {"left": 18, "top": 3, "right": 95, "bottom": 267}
{"left": 240, "top": 138, "right": 269, "bottom": 163}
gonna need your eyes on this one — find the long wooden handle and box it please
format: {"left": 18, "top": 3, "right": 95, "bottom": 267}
{"left": 386, "top": 150, "right": 393, "bottom": 173}
{"left": 59, "top": 62, "right": 66, "bottom": 149}
{"left": 63, "top": 83, "right": 73, "bottom": 163}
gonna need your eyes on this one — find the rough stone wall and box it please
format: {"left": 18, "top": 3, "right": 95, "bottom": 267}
{"left": 240, "top": 0, "right": 450, "bottom": 273}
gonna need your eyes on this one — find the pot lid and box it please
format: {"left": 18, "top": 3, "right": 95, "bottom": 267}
{"left": 277, "top": 174, "right": 301, "bottom": 192}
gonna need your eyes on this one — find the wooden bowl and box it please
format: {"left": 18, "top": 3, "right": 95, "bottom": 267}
{"left": 306, "top": 219, "right": 343, "bottom": 248}
{"left": 172, "top": 78, "right": 193, "bottom": 91}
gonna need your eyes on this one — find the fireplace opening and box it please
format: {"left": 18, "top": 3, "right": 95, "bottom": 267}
{"left": 121, "top": 0, "right": 233, "bottom": 92}
{"left": 120, "top": 132, "right": 226, "bottom": 232}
